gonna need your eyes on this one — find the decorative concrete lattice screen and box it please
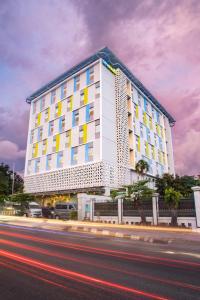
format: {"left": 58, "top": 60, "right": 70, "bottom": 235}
{"left": 115, "top": 69, "right": 130, "bottom": 186}
{"left": 24, "top": 161, "right": 118, "bottom": 193}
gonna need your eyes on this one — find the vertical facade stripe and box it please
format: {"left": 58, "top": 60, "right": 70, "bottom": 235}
{"left": 86, "top": 69, "right": 90, "bottom": 85}
{"left": 56, "top": 134, "right": 60, "bottom": 152}
{"left": 85, "top": 143, "right": 89, "bottom": 162}
{"left": 83, "top": 124, "right": 87, "bottom": 143}
{"left": 83, "top": 87, "right": 88, "bottom": 105}
{"left": 70, "top": 95, "right": 73, "bottom": 111}
{"left": 86, "top": 104, "right": 90, "bottom": 122}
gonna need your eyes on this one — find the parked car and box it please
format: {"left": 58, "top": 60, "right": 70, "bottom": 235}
{"left": 25, "top": 202, "right": 42, "bottom": 218}
{"left": 54, "top": 202, "right": 77, "bottom": 220}
{"left": 42, "top": 206, "right": 55, "bottom": 219}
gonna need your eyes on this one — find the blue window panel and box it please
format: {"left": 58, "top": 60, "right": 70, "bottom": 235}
{"left": 60, "top": 84, "right": 64, "bottom": 99}
{"left": 74, "top": 77, "right": 77, "bottom": 92}
{"left": 56, "top": 153, "right": 60, "bottom": 168}
{"left": 40, "top": 98, "right": 42, "bottom": 111}
{"left": 156, "top": 110, "right": 160, "bottom": 123}
{"left": 34, "top": 159, "right": 38, "bottom": 173}
{"left": 50, "top": 92, "right": 54, "bottom": 104}
{"left": 59, "top": 117, "right": 62, "bottom": 132}
{"left": 71, "top": 148, "right": 74, "bottom": 165}
{"left": 85, "top": 143, "right": 89, "bottom": 162}
{"left": 48, "top": 123, "right": 51, "bottom": 136}
{"left": 86, "top": 69, "right": 90, "bottom": 85}
{"left": 72, "top": 111, "right": 76, "bottom": 127}
{"left": 37, "top": 128, "right": 40, "bottom": 141}
{"left": 86, "top": 104, "right": 90, "bottom": 122}
{"left": 144, "top": 98, "right": 147, "bottom": 112}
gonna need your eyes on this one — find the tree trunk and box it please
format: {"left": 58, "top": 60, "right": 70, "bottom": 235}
{"left": 139, "top": 208, "right": 146, "bottom": 224}
{"left": 170, "top": 208, "right": 178, "bottom": 226}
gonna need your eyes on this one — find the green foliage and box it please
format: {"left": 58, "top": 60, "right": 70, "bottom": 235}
{"left": 69, "top": 211, "right": 77, "bottom": 220}
{"left": 9, "top": 193, "right": 35, "bottom": 205}
{"left": 0, "top": 163, "right": 24, "bottom": 195}
{"left": 129, "top": 180, "right": 153, "bottom": 205}
{"left": 135, "top": 160, "right": 149, "bottom": 175}
{"left": 156, "top": 173, "right": 200, "bottom": 197}
{"left": 164, "top": 187, "right": 182, "bottom": 209}
{"left": 0, "top": 195, "right": 9, "bottom": 205}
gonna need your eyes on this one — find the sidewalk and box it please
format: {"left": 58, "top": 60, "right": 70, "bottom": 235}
{"left": 0, "top": 215, "right": 200, "bottom": 244}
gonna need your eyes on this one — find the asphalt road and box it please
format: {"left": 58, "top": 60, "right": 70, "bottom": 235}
{"left": 0, "top": 223, "right": 200, "bottom": 300}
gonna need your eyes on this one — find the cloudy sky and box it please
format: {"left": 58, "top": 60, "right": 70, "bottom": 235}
{"left": 0, "top": 0, "right": 200, "bottom": 176}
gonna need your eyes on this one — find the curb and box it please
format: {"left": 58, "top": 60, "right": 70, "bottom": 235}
{"left": 68, "top": 226, "right": 173, "bottom": 244}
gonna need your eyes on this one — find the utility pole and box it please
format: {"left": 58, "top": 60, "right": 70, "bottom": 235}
{"left": 12, "top": 162, "right": 15, "bottom": 195}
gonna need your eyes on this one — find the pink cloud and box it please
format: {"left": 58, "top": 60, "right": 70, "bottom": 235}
{"left": 0, "top": 140, "right": 25, "bottom": 160}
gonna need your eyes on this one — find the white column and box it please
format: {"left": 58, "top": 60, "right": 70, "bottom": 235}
{"left": 104, "top": 187, "right": 111, "bottom": 196}
{"left": 152, "top": 193, "right": 159, "bottom": 225}
{"left": 118, "top": 198, "right": 123, "bottom": 224}
{"left": 192, "top": 186, "right": 200, "bottom": 228}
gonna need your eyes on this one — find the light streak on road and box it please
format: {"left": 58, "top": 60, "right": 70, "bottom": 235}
{"left": 0, "top": 249, "right": 169, "bottom": 300}
{"left": 0, "top": 229, "right": 199, "bottom": 270}
{"left": 1, "top": 238, "right": 200, "bottom": 292}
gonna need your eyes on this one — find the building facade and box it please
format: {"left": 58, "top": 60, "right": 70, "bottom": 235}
{"left": 24, "top": 47, "right": 175, "bottom": 195}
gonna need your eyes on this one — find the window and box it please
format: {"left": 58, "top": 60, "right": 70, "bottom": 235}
{"left": 30, "top": 130, "right": 34, "bottom": 143}
{"left": 44, "top": 108, "right": 50, "bottom": 122}
{"left": 138, "top": 92, "right": 141, "bottom": 106}
{"left": 95, "top": 119, "right": 100, "bottom": 138}
{"left": 46, "top": 154, "right": 52, "bottom": 171}
{"left": 42, "top": 139, "right": 47, "bottom": 155}
{"left": 152, "top": 107, "right": 155, "bottom": 119}
{"left": 149, "top": 116, "right": 153, "bottom": 129}
{"left": 79, "top": 125, "right": 84, "bottom": 144}
{"left": 33, "top": 101, "right": 36, "bottom": 114}
{"left": 57, "top": 151, "right": 63, "bottom": 168}
{"left": 145, "top": 142, "right": 149, "bottom": 157}
{"left": 86, "top": 103, "right": 94, "bottom": 122}
{"left": 27, "top": 160, "right": 31, "bottom": 175}
{"left": 151, "top": 145, "right": 155, "bottom": 159}
{"left": 35, "top": 113, "right": 41, "bottom": 127}
{"left": 67, "top": 96, "right": 72, "bottom": 112}
{"left": 86, "top": 66, "right": 94, "bottom": 85}
{"left": 51, "top": 90, "right": 56, "bottom": 104}
{"left": 85, "top": 142, "right": 93, "bottom": 162}
{"left": 71, "top": 147, "right": 78, "bottom": 165}
{"left": 74, "top": 75, "right": 80, "bottom": 92}
{"left": 134, "top": 104, "right": 139, "bottom": 118}
{"left": 38, "top": 127, "right": 43, "bottom": 141}
{"left": 154, "top": 134, "right": 157, "bottom": 147}
{"left": 147, "top": 128, "right": 151, "bottom": 143}
{"left": 40, "top": 97, "right": 45, "bottom": 110}
{"left": 32, "top": 143, "right": 38, "bottom": 158}
{"left": 59, "top": 116, "right": 65, "bottom": 132}
{"left": 61, "top": 83, "right": 67, "bottom": 99}
{"left": 72, "top": 110, "right": 79, "bottom": 127}
{"left": 48, "top": 121, "right": 54, "bottom": 136}
{"left": 65, "top": 130, "right": 71, "bottom": 148}
{"left": 55, "top": 103, "right": 59, "bottom": 117}
{"left": 136, "top": 135, "right": 140, "bottom": 152}
{"left": 140, "top": 123, "right": 143, "bottom": 138}
{"left": 53, "top": 136, "right": 56, "bottom": 152}
{"left": 80, "top": 90, "right": 84, "bottom": 106}
{"left": 95, "top": 81, "right": 100, "bottom": 99}
{"left": 35, "top": 158, "right": 40, "bottom": 173}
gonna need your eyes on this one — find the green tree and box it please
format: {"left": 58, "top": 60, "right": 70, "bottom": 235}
{"left": 9, "top": 193, "right": 35, "bottom": 205}
{"left": 135, "top": 160, "right": 149, "bottom": 179}
{"left": 156, "top": 173, "right": 200, "bottom": 197}
{"left": 0, "top": 163, "right": 24, "bottom": 195}
{"left": 164, "top": 187, "right": 182, "bottom": 226}
{"left": 129, "top": 180, "right": 153, "bottom": 224}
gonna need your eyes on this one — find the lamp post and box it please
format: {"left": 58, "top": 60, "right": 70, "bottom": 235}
{"left": 11, "top": 162, "right": 15, "bottom": 195}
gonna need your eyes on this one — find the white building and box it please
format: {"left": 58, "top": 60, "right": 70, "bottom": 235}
{"left": 24, "top": 47, "right": 175, "bottom": 196}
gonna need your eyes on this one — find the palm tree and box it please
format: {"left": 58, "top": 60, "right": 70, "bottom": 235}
{"left": 164, "top": 187, "right": 182, "bottom": 226}
{"left": 135, "top": 160, "right": 149, "bottom": 180}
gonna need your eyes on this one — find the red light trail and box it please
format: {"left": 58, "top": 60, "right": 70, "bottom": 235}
{"left": 0, "top": 230, "right": 199, "bottom": 270}
{"left": 1, "top": 238, "right": 199, "bottom": 293}
{"left": 0, "top": 249, "right": 169, "bottom": 300}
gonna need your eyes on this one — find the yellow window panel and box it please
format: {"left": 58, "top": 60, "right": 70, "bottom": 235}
{"left": 45, "top": 140, "right": 48, "bottom": 155}
{"left": 149, "top": 117, "right": 153, "bottom": 130}
{"left": 70, "top": 95, "right": 73, "bottom": 111}
{"left": 84, "top": 87, "right": 88, "bottom": 105}
{"left": 48, "top": 108, "right": 50, "bottom": 121}
{"left": 145, "top": 142, "right": 149, "bottom": 157}
{"left": 152, "top": 145, "right": 155, "bottom": 159}
{"left": 36, "top": 112, "right": 41, "bottom": 127}
{"left": 143, "top": 112, "right": 147, "bottom": 125}
{"left": 56, "top": 134, "right": 60, "bottom": 152}
{"left": 83, "top": 124, "right": 87, "bottom": 143}
{"left": 58, "top": 101, "right": 62, "bottom": 117}
{"left": 33, "top": 143, "right": 38, "bottom": 158}
{"left": 135, "top": 105, "right": 139, "bottom": 119}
